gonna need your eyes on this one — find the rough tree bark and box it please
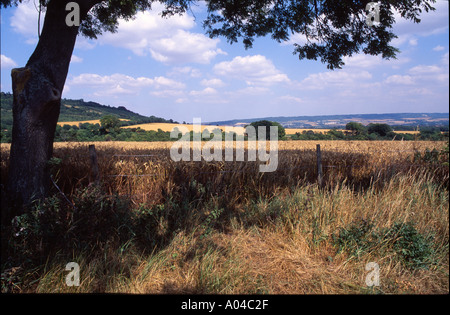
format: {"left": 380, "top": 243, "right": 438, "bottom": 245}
{"left": 7, "top": 1, "right": 96, "bottom": 217}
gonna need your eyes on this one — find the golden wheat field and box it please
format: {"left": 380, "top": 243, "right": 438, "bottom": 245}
{"left": 119, "top": 122, "right": 420, "bottom": 135}
{"left": 56, "top": 120, "right": 423, "bottom": 136}
{"left": 57, "top": 119, "right": 130, "bottom": 126}
{"left": 121, "top": 123, "right": 245, "bottom": 133}
{"left": 1, "top": 140, "right": 448, "bottom": 294}
{"left": 41, "top": 139, "right": 433, "bottom": 150}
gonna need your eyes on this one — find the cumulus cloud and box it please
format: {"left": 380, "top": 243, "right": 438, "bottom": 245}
{"left": 68, "top": 73, "right": 185, "bottom": 97}
{"left": 9, "top": 2, "right": 225, "bottom": 65}
{"left": 148, "top": 30, "right": 226, "bottom": 64}
{"left": 70, "top": 55, "right": 83, "bottom": 63}
{"left": 407, "top": 62, "right": 449, "bottom": 83}
{"left": 408, "top": 65, "right": 442, "bottom": 74}
{"left": 168, "top": 66, "right": 202, "bottom": 78}
{"left": 298, "top": 70, "right": 372, "bottom": 90}
{"left": 10, "top": 1, "right": 44, "bottom": 44}
{"left": 433, "top": 45, "right": 445, "bottom": 51}
{"left": 278, "top": 95, "right": 303, "bottom": 103}
{"left": 343, "top": 53, "right": 411, "bottom": 69}
{"left": 1, "top": 55, "right": 18, "bottom": 69}
{"left": 98, "top": 6, "right": 225, "bottom": 64}
{"left": 200, "top": 78, "right": 225, "bottom": 88}
{"left": 391, "top": 1, "right": 449, "bottom": 47}
{"left": 214, "top": 55, "right": 290, "bottom": 86}
{"left": 442, "top": 51, "right": 449, "bottom": 66}
{"left": 189, "top": 87, "right": 218, "bottom": 96}
{"left": 384, "top": 75, "right": 415, "bottom": 85}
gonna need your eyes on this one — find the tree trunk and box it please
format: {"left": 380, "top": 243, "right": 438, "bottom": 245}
{"left": 6, "top": 1, "right": 93, "bottom": 216}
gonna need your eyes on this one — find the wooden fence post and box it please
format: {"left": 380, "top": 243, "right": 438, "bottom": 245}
{"left": 89, "top": 144, "right": 99, "bottom": 185}
{"left": 316, "top": 144, "right": 323, "bottom": 187}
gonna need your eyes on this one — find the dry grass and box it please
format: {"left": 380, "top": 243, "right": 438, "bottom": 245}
{"left": 26, "top": 173, "right": 448, "bottom": 294}
{"left": 1, "top": 140, "right": 448, "bottom": 294}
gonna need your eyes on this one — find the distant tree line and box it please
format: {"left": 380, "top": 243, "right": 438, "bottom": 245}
{"left": 0, "top": 117, "right": 448, "bottom": 143}
{"left": 289, "top": 122, "right": 448, "bottom": 141}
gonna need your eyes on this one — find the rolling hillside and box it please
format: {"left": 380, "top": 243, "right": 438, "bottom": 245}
{"left": 2, "top": 92, "right": 447, "bottom": 135}
{"left": 0, "top": 92, "right": 176, "bottom": 131}
{"left": 207, "top": 113, "right": 449, "bottom": 129}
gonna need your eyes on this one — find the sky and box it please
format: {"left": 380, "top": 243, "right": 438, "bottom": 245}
{"left": 1, "top": 1, "right": 449, "bottom": 123}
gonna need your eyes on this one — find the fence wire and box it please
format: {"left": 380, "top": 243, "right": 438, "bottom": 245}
{"left": 99, "top": 148, "right": 442, "bottom": 178}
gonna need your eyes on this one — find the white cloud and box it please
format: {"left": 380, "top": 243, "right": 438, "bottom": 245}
{"left": 214, "top": 55, "right": 290, "bottom": 86}
{"left": 68, "top": 73, "right": 185, "bottom": 97}
{"left": 1, "top": 55, "right": 18, "bottom": 69}
{"left": 343, "top": 54, "right": 384, "bottom": 68}
{"left": 169, "top": 67, "right": 202, "bottom": 78}
{"left": 433, "top": 45, "right": 445, "bottom": 51}
{"left": 231, "top": 86, "right": 270, "bottom": 96}
{"left": 282, "top": 33, "right": 317, "bottom": 46}
{"left": 408, "top": 65, "right": 442, "bottom": 74}
{"left": 278, "top": 95, "right": 303, "bottom": 103}
{"left": 407, "top": 63, "right": 449, "bottom": 84}
{"left": 189, "top": 87, "right": 217, "bottom": 96}
{"left": 298, "top": 70, "right": 372, "bottom": 90}
{"left": 98, "top": 6, "right": 225, "bottom": 64}
{"left": 152, "top": 76, "right": 185, "bottom": 90}
{"left": 408, "top": 38, "right": 418, "bottom": 46}
{"left": 342, "top": 53, "right": 411, "bottom": 69}
{"left": 175, "top": 98, "right": 188, "bottom": 104}
{"left": 442, "top": 52, "right": 449, "bottom": 66}
{"left": 392, "top": 1, "right": 449, "bottom": 47}
{"left": 187, "top": 87, "right": 228, "bottom": 104}
{"left": 10, "top": 1, "right": 44, "bottom": 44}
{"left": 151, "top": 89, "right": 184, "bottom": 98}
{"left": 149, "top": 30, "right": 226, "bottom": 64}
{"left": 9, "top": 2, "right": 224, "bottom": 65}
{"left": 93, "top": 85, "right": 135, "bottom": 97}
{"left": 70, "top": 55, "right": 83, "bottom": 63}
{"left": 201, "top": 78, "right": 225, "bottom": 88}
{"left": 384, "top": 75, "right": 415, "bottom": 85}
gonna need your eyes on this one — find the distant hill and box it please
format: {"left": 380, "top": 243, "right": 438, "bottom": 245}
{"left": 0, "top": 92, "right": 176, "bottom": 130}
{"left": 207, "top": 113, "right": 449, "bottom": 129}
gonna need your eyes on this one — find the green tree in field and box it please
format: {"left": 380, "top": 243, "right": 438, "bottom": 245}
{"left": 100, "top": 115, "right": 121, "bottom": 133}
{"left": 368, "top": 123, "right": 393, "bottom": 137}
{"left": 2, "top": 0, "right": 437, "bottom": 210}
{"left": 249, "top": 120, "right": 286, "bottom": 140}
{"left": 345, "top": 122, "right": 366, "bottom": 136}
{"left": 419, "top": 127, "right": 443, "bottom": 140}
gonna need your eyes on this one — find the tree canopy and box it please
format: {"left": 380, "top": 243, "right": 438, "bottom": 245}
{"left": 1, "top": 0, "right": 437, "bottom": 69}
{"left": 367, "top": 123, "right": 393, "bottom": 137}
{"left": 345, "top": 122, "right": 366, "bottom": 135}
{"left": 249, "top": 120, "right": 286, "bottom": 140}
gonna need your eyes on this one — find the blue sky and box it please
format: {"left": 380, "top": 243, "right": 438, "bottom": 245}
{"left": 1, "top": 1, "right": 449, "bottom": 123}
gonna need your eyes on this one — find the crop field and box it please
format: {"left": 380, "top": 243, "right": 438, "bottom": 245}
{"left": 57, "top": 119, "right": 130, "bottom": 126}
{"left": 0, "top": 140, "right": 448, "bottom": 294}
{"left": 121, "top": 123, "right": 245, "bottom": 133}
{"left": 120, "top": 123, "right": 418, "bottom": 135}
{"left": 54, "top": 120, "right": 423, "bottom": 137}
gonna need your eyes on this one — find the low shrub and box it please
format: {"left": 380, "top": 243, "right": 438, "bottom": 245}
{"left": 333, "top": 219, "right": 436, "bottom": 270}
{"left": 6, "top": 186, "right": 133, "bottom": 264}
